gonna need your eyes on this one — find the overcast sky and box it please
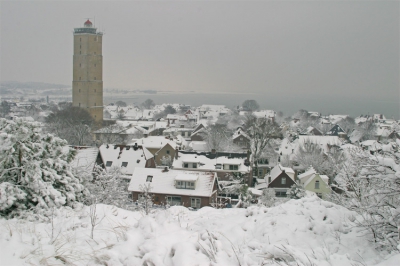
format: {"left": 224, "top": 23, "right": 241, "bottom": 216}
{"left": 1, "top": 1, "right": 399, "bottom": 116}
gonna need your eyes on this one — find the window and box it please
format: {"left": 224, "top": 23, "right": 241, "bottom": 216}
{"left": 229, "top": 165, "right": 239, "bottom": 171}
{"left": 80, "top": 45, "right": 81, "bottom": 49}
{"left": 166, "top": 150, "right": 170, "bottom": 155}
{"left": 192, "top": 163, "right": 197, "bottom": 169}
{"left": 121, "top": 162, "right": 128, "bottom": 167}
{"left": 80, "top": 38, "right": 81, "bottom": 41}
{"left": 94, "top": 103, "right": 96, "bottom": 107}
{"left": 94, "top": 52, "right": 96, "bottom": 55}
{"left": 146, "top": 175, "right": 153, "bottom": 182}
{"left": 268, "top": 176, "right": 271, "bottom": 183}
{"left": 215, "top": 164, "right": 222, "bottom": 169}
{"left": 166, "top": 196, "right": 181, "bottom": 206}
{"left": 80, "top": 51, "right": 81, "bottom": 54}
{"left": 316, "top": 193, "right": 322, "bottom": 198}
{"left": 94, "top": 89, "right": 96, "bottom": 92}
{"left": 94, "top": 64, "right": 96, "bottom": 67}
{"left": 315, "top": 180, "right": 320, "bottom": 189}
{"left": 79, "top": 103, "right": 81, "bottom": 107}
{"left": 106, "top": 161, "right": 112, "bottom": 167}
{"left": 281, "top": 177, "right": 286, "bottom": 185}
{"left": 276, "top": 191, "right": 287, "bottom": 197}
{"left": 79, "top": 77, "right": 81, "bottom": 80}
{"left": 79, "top": 63, "right": 81, "bottom": 67}
{"left": 191, "top": 198, "right": 201, "bottom": 209}
{"left": 176, "top": 181, "right": 195, "bottom": 189}
{"left": 258, "top": 169, "right": 263, "bottom": 177}
{"left": 79, "top": 89, "right": 81, "bottom": 93}
{"left": 94, "top": 77, "right": 96, "bottom": 80}
{"left": 183, "top": 163, "right": 188, "bottom": 168}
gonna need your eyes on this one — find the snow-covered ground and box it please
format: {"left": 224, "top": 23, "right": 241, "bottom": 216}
{"left": 1, "top": 196, "right": 398, "bottom": 265}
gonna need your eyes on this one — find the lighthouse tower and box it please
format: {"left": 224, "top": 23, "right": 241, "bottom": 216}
{"left": 72, "top": 19, "right": 103, "bottom": 122}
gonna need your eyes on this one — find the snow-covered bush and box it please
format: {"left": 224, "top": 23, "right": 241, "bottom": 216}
{"left": 85, "top": 165, "right": 131, "bottom": 209}
{"left": 331, "top": 147, "right": 400, "bottom": 252}
{"left": 0, "top": 118, "right": 87, "bottom": 217}
{"left": 137, "top": 183, "right": 154, "bottom": 215}
{"left": 287, "top": 183, "right": 306, "bottom": 199}
{"left": 258, "top": 188, "right": 276, "bottom": 207}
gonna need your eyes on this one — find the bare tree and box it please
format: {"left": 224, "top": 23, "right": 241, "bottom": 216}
{"left": 200, "top": 123, "right": 232, "bottom": 151}
{"left": 137, "top": 183, "right": 154, "bottom": 215}
{"left": 141, "top": 99, "right": 155, "bottom": 109}
{"left": 242, "top": 100, "right": 260, "bottom": 112}
{"left": 357, "top": 120, "right": 377, "bottom": 141}
{"left": 337, "top": 116, "right": 356, "bottom": 134}
{"left": 45, "top": 105, "right": 94, "bottom": 146}
{"left": 244, "top": 116, "right": 281, "bottom": 186}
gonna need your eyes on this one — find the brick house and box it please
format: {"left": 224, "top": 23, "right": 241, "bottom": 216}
{"left": 266, "top": 164, "right": 296, "bottom": 197}
{"left": 128, "top": 168, "right": 218, "bottom": 208}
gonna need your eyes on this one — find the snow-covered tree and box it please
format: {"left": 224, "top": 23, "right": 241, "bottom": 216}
{"left": 287, "top": 184, "right": 306, "bottom": 199}
{"left": 258, "top": 188, "right": 276, "bottom": 207}
{"left": 295, "top": 139, "right": 344, "bottom": 179}
{"left": 233, "top": 184, "right": 253, "bottom": 208}
{"left": 86, "top": 165, "right": 131, "bottom": 209}
{"left": 137, "top": 183, "right": 154, "bottom": 215}
{"left": 331, "top": 147, "right": 400, "bottom": 252}
{"left": 0, "top": 118, "right": 87, "bottom": 217}
{"left": 160, "top": 155, "right": 172, "bottom": 167}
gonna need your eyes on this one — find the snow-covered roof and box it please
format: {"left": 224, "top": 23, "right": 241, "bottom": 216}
{"left": 99, "top": 144, "right": 153, "bottom": 175}
{"left": 130, "top": 136, "right": 178, "bottom": 150}
{"left": 71, "top": 147, "right": 98, "bottom": 175}
{"left": 252, "top": 110, "right": 275, "bottom": 119}
{"left": 232, "top": 128, "right": 250, "bottom": 140}
{"left": 303, "top": 174, "right": 329, "bottom": 188}
{"left": 175, "top": 174, "right": 199, "bottom": 182}
{"left": 360, "top": 140, "right": 382, "bottom": 151}
{"left": 298, "top": 136, "right": 342, "bottom": 153}
{"left": 128, "top": 168, "right": 216, "bottom": 197}
{"left": 266, "top": 164, "right": 295, "bottom": 184}
{"left": 189, "top": 141, "right": 208, "bottom": 152}
{"left": 173, "top": 151, "right": 250, "bottom": 173}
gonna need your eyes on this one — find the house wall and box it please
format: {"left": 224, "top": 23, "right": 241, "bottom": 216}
{"left": 132, "top": 192, "right": 217, "bottom": 208}
{"left": 268, "top": 172, "right": 296, "bottom": 189}
{"left": 154, "top": 143, "right": 176, "bottom": 166}
{"left": 303, "top": 174, "right": 331, "bottom": 199}
{"left": 233, "top": 136, "right": 250, "bottom": 148}
{"left": 191, "top": 134, "right": 204, "bottom": 141}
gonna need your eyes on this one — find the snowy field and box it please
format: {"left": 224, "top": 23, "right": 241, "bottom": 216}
{"left": 1, "top": 195, "right": 399, "bottom": 266}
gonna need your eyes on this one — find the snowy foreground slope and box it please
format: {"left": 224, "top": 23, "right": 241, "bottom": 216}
{"left": 1, "top": 196, "right": 398, "bottom": 265}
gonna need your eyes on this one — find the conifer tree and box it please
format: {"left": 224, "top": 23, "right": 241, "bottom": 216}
{"left": 0, "top": 118, "right": 88, "bottom": 217}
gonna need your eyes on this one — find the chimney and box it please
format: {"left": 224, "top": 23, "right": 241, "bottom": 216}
{"left": 162, "top": 167, "right": 169, "bottom": 172}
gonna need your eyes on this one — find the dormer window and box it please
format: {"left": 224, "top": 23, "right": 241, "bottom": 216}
{"left": 229, "top": 165, "right": 239, "bottom": 171}
{"left": 176, "top": 181, "right": 195, "bottom": 189}
{"left": 215, "top": 164, "right": 222, "bottom": 169}
{"left": 315, "top": 180, "right": 320, "bottom": 189}
{"left": 121, "top": 162, "right": 128, "bottom": 167}
{"left": 146, "top": 175, "right": 153, "bottom": 182}
{"left": 175, "top": 174, "right": 197, "bottom": 190}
